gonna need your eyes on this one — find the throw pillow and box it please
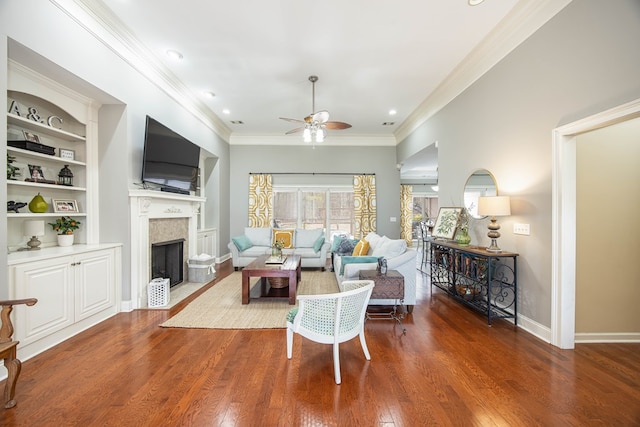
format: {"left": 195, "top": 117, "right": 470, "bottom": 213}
{"left": 352, "top": 239, "right": 370, "bottom": 256}
{"left": 273, "top": 229, "right": 295, "bottom": 248}
{"left": 331, "top": 234, "right": 347, "bottom": 252}
{"left": 372, "top": 237, "right": 407, "bottom": 258}
{"left": 336, "top": 238, "right": 357, "bottom": 255}
{"left": 232, "top": 235, "right": 253, "bottom": 252}
{"left": 365, "top": 232, "right": 382, "bottom": 250}
{"left": 313, "top": 236, "right": 325, "bottom": 253}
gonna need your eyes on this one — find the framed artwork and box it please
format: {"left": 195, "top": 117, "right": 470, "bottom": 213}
{"left": 52, "top": 199, "right": 79, "bottom": 213}
{"left": 28, "top": 164, "right": 45, "bottom": 180}
{"left": 432, "top": 207, "right": 463, "bottom": 239}
{"left": 59, "top": 148, "right": 75, "bottom": 160}
{"left": 23, "top": 130, "right": 40, "bottom": 143}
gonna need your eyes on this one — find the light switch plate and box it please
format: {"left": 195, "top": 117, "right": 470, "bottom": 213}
{"left": 390, "top": 217, "right": 397, "bottom": 222}
{"left": 513, "top": 223, "right": 530, "bottom": 235}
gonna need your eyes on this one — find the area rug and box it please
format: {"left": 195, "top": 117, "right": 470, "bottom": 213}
{"left": 160, "top": 270, "right": 339, "bottom": 329}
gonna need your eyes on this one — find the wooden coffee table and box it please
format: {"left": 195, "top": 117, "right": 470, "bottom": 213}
{"left": 241, "top": 255, "right": 302, "bottom": 305}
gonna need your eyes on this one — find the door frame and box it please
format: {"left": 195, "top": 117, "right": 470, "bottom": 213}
{"left": 551, "top": 98, "right": 640, "bottom": 349}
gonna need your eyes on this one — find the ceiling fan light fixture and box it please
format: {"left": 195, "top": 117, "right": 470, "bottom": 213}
{"left": 315, "top": 128, "right": 325, "bottom": 143}
{"left": 303, "top": 127, "right": 312, "bottom": 143}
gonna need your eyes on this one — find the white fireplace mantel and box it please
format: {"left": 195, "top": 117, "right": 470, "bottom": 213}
{"left": 129, "top": 190, "right": 206, "bottom": 309}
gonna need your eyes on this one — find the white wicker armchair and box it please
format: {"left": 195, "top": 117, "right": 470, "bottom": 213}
{"left": 286, "top": 280, "right": 374, "bottom": 384}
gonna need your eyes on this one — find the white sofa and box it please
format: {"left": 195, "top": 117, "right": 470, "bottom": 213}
{"left": 333, "top": 233, "right": 417, "bottom": 311}
{"left": 228, "top": 227, "right": 330, "bottom": 270}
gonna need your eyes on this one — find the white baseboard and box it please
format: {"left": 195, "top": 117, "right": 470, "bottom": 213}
{"left": 575, "top": 332, "right": 640, "bottom": 343}
{"left": 516, "top": 313, "right": 552, "bottom": 344}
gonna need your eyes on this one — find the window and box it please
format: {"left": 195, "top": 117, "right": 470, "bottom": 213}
{"left": 273, "top": 188, "right": 355, "bottom": 241}
{"left": 412, "top": 194, "right": 438, "bottom": 240}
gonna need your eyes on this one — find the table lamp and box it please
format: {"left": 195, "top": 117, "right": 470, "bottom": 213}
{"left": 477, "top": 196, "right": 511, "bottom": 253}
{"left": 24, "top": 220, "right": 45, "bottom": 250}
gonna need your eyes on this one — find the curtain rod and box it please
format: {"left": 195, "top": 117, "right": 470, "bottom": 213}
{"left": 249, "top": 172, "right": 375, "bottom": 176}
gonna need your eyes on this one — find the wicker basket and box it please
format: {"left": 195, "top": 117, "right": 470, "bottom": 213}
{"left": 268, "top": 277, "right": 289, "bottom": 289}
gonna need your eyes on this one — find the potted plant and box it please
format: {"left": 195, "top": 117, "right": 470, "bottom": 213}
{"left": 48, "top": 216, "right": 81, "bottom": 247}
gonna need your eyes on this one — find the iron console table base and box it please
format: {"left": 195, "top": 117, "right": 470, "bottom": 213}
{"left": 430, "top": 241, "right": 518, "bottom": 326}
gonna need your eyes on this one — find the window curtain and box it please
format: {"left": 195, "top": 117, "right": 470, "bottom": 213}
{"left": 353, "top": 175, "right": 376, "bottom": 239}
{"left": 400, "top": 184, "right": 413, "bottom": 246}
{"left": 248, "top": 174, "right": 273, "bottom": 227}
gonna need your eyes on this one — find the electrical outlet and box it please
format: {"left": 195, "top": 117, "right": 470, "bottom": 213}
{"left": 513, "top": 223, "right": 530, "bottom": 235}
{"left": 390, "top": 217, "right": 397, "bottom": 223}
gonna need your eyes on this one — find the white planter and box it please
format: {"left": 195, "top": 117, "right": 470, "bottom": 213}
{"left": 57, "top": 234, "right": 74, "bottom": 247}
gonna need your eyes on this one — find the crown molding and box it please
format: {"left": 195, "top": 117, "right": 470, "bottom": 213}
{"left": 50, "top": 0, "right": 232, "bottom": 142}
{"left": 394, "top": 0, "right": 572, "bottom": 143}
{"left": 229, "top": 134, "right": 397, "bottom": 146}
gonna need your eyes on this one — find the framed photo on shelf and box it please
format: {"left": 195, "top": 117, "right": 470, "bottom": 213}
{"left": 23, "top": 130, "right": 40, "bottom": 143}
{"left": 59, "top": 148, "right": 75, "bottom": 160}
{"left": 28, "top": 164, "right": 45, "bottom": 180}
{"left": 52, "top": 199, "right": 79, "bottom": 213}
{"left": 432, "top": 207, "right": 463, "bottom": 240}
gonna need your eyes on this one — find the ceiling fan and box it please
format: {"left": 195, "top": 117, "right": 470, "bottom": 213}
{"left": 280, "top": 75, "right": 352, "bottom": 143}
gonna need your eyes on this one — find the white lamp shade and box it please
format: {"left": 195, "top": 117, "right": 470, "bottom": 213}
{"left": 477, "top": 196, "right": 511, "bottom": 217}
{"left": 24, "top": 220, "right": 45, "bottom": 237}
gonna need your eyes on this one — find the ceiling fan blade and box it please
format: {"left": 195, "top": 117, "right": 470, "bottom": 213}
{"left": 325, "top": 121, "right": 352, "bottom": 130}
{"left": 285, "top": 127, "right": 305, "bottom": 135}
{"left": 279, "top": 117, "right": 305, "bottom": 124}
{"left": 312, "top": 110, "right": 330, "bottom": 123}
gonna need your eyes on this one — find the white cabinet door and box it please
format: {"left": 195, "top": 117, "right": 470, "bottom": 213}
{"left": 74, "top": 249, "right": 115, "bottom": 321}
{"left": 13, "top": 256, "right": 74, "bottom": 345}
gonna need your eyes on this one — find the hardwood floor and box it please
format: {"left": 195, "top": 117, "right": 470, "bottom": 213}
{"left": 1, "top": 261, "right": 639, "bottom": 426}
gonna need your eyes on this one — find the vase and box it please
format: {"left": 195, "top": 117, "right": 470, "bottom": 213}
{"left": 271, "top": 247, "right": 282, "bottom": 259}
{"left": 57, "top": 234, "right": 74, "bottom": 247}
{"left": 455, "top": 230, "right": 471, "bottom": 246}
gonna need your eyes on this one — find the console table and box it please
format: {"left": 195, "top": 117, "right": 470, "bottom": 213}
{"left": 430, "top": 241, "right": 518, "bottom": 326}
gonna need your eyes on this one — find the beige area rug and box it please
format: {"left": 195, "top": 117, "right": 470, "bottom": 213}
{"left": 160, "top": 270, "right": 339, "bottom": 329}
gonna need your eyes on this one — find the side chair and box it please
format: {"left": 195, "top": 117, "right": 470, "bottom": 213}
{"left": 286, "top": 280, "right": 374, "bottom": 384}
{"left": 0, "top": 298, "right": 37, "bottom": 409}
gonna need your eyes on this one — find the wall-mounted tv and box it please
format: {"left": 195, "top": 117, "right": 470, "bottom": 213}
{"left": 141, "top": 116, "right": 200, "bottom": 194}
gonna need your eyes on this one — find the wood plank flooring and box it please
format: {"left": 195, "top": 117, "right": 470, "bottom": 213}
{"left": 1, "top": 261, "right": 639, "bottom": 426}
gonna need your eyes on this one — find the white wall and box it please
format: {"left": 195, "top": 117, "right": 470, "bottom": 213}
{"left": 1, "top": 1, "right": 230, "bottom": 301}
{"left": 396, "top": 0, "right": 640, "bottom": 330}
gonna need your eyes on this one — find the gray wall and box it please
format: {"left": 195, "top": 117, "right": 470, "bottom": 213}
{"left": 228, "top": 145, "right": 400, "bottom": 243}
{"left": 397, "top": 0, "right": 640, "bottom": 329}
{"left": 1, "top": 1, "right": 231, "bottom": 302}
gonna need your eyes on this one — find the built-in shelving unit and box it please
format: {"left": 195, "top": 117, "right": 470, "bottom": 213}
{"left": 6, "top": 79, "right": 90, "bottom": 251}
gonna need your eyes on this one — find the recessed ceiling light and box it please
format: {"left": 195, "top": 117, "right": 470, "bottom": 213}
{"left": 468, "top": 0, "right": 485, "bottom": 5}
{"left": 166, "top": 49, "right": 183, "bottom": 60}
{"left": 203, "top": 91, "right": 216, "bottom": 98}
{"left": 222, "top": 109, "right": 230, "bottom": 115}
{"left": 389, "top": 109, "right": 397, "bottom": 115}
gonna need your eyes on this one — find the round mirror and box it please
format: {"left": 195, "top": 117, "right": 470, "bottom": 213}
{"left": 463, "top": 169, "right": 497, "bottom": 219}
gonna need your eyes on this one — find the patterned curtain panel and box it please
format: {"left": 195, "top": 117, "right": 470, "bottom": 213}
{"left": 248, "top": 174, "right": 273, "bottom": 227}
{"left": 400, "top": 184, "right": 413, "bottom": 246}
{"left": 353, "top": 175, "right": 376, "bottom": 239}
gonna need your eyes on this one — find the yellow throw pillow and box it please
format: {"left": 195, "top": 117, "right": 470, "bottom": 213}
{"left": 273, "top": 229, "right": 294, "bottom": 249}
{"left": 352, "top": 239, "right": 370, "bottom": 256}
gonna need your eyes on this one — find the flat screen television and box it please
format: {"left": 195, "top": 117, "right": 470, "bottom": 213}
{"left": 141, "top": 116, "right": 200, "bottom": 194}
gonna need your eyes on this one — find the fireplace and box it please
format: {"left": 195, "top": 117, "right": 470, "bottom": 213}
{"left": 151, "top": 239, "right": 185, "bottom": 287}
{"left": 129, "top": 189, "right": 205, "bottom": 309}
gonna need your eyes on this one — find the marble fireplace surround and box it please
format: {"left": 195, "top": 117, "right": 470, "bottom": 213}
{"left": 129, "top": 190, "right": 205, "bottom": 309}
